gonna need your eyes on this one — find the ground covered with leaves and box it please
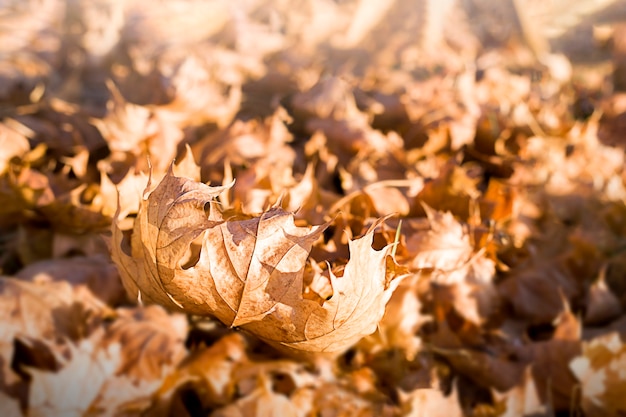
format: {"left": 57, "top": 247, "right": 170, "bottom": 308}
{"left": 2, "top": 1, "right": 626, "bottom": 416}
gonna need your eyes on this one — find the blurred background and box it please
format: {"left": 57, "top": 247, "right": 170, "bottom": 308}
{"left": 3, "top": 0, "right": 626, "bottom": 112}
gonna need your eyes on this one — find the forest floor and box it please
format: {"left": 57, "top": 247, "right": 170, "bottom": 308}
{"left": 2, "top": 1, "right": 626, "bottom": 416}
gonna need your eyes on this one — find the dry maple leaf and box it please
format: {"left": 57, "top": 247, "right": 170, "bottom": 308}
{"left": 84, "top": 306, "right": 188, "bottom": 416}
{"left": 245, "top": 232, "right": 402, "bottom": 356}
{"left": 359, "top": 272, "right": 428, "bottom": 359}
{"left": 0, "top": 277, "right": 107, "bottom": 364}
{"left": 111, "top": 168, "right": 402, "bottom": 357}
{"left": 155, "top": 332, "right": 249, "bottom": 411}
{"left": 111, "top": 167, "right": 324, "bottom": 321}
{"left": 9, "top": 299, "right": 186, "bottom": 417}
{"left": 110, "top": 168, "right": 234, "bottom": 313}
{"left": 406, "top": 204, "right": 473, "bottom": 271}
{"left": 103, "top": 306, "right": 188, "bottom": 382}
{"left": 428, "top": 254, "right": 499, "bottom": 326}
{"left": 211, "top": 372, "right": 301, "bottom": 417}
{"left": 26, "top": 329, "right": 120, "bottom": 417}
{"left": 0, "top": 277, "right": 110, "bottom": 415}
{"left": 302, "top": 381, "right": 396, "bottom": 417}
{"left": 570, "top": 332, "right": 626, "bottom": 417}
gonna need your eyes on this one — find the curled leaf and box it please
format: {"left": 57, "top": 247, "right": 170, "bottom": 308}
{"left": 110, "top": 170, "right": 402, "bottom": 356}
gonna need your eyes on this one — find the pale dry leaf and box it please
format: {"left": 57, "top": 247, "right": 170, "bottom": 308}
{"left": 210, "top": 372, "right": 300, "bottom": 417}
{"left": 233, "top": 359, "right": 320, "bottom": 400}
{"left": 360, "top": 273, "right": 427, "bottom": 359}
{"left": 92, "top": 81, "right": 151, "bottom": 154}
{"left": 406, "top": 205, "right": 473, "bottom": 271}
{"left": 291, "top": 76, "right": 377, "bottom": 156}
{"left": 98, "top": 170, "right": 147, "bottom": 220}
{"left": 283, "top": 163, "right": 318, "bottom": 214}
{"left": 170, "top": 205, "right": 321, "bottom": 329}
{"left": 87, "top": 306, "right": 188, "bottom": 415}
{"left": 158, "top": 52, "right": 243, "bottom": 128}
{"left": 492, "top": 366, "right": 546, "bottom": 417}
{"left": 91, "top": 82, "right": 186, "bottom": 175}
{"left": 98, "top": 144, "right": 199, "bottom": 222}
{"left": 231, "top": 159, "right": 298, "bottom": 214}
{"left": 345, "top": 367, "right": 379, "bottom": 396}
{"left": 193, "top": 107, "right": 296, "bottom": 178}
{"left": 103, "top": 305, "right": 188, "bottom": 382}
{"left": 570, "top": 332, "right": 626, "bottom": 417}
{"left": 306, "top": 382, "right": 395, "bottom": 417}
{"left": 58, "top": 146, "right": 90, "bottom": 181}
{"left": 90, "top": 375, "right": 161, "bottom": 417}
{"left": 0, "top": 277, "right": 107, "bottom": 383}
{"left": 0, "top": 279, "right": 107, "bottom": 413}
{"left": 171, "top": 143, "right": 201, "bottom": 182}
{"left": 291, "top": 76, "right": 354, "bottom": 120}
{"left": 364, "top": 185, "right": 410, "bottom": 217}
{"left": 300, "top": 268, "right": 330, "bottom": 310}
{"left": 430, "top": 254, "right": 499, "bottom": 325}
{"left": 142, "top": 109, "right": 186, "bottom": 172}
{"left": 0, "top": 123, "right": 30, "bottom": 175}
{"left": 399, "top": 386, "right": 463, "bottom": 417}
{"left": 23, "top": 305, "right": 185, "bottom": 417}
{"left": 26, "top": 330, "right": 120, "bottom": 417}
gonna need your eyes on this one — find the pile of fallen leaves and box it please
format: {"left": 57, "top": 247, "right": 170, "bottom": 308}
{"left": 2, "top": 0, "right": 626, "bottom": 416}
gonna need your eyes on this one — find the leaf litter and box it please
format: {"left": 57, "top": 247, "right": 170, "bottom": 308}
{"left": 1, "top": 0, "right": 626, "bottom": 416}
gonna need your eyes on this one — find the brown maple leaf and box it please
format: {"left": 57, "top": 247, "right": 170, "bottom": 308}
{"left": 211, "top": 372, "right": 301, "bottom": 417}
{"left": 246, "top": 231, "right": 402, "bottom": 356}
{"left": 103, "top": 306, "right": 188, "bottom": 382}
{"left": 155, "top": 332, "right": 249, "bottom": 411}
{"left": 109, "top": 168, "right": 234, "bottom": 314}
{"left": 110, "top": 168, "right": 402, "bottom": 357}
